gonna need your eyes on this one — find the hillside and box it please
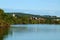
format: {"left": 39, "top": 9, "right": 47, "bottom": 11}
{"left": 5, "top": 12, "right": 60, "bottom": 19}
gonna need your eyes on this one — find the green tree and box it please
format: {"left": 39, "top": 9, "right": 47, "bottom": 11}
{"left": 0, "top": 9, "right": 4, "bottom": 15}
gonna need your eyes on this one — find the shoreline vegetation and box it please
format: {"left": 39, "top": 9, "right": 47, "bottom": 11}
{"left": 0, "top": 9, "right": 60, "bottom": 25}
{"left": 0, "top": 9, "right": 10, "bottom": 40}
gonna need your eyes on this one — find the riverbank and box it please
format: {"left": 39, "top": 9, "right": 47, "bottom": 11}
{"left": 0, "top": 9, "right": 10, "bottom": 40}
{"left": 0, "top": 23, "right": 10, "bottom": 40}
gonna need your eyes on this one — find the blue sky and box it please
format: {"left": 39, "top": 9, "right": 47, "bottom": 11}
{"left": 0, "top": 0, "right": 60, "bottom": 16}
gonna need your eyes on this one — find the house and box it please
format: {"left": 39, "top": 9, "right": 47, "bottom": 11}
{"left": 30, "top": 17, "right": 38, "bottom": 20}
{"left": 13, "top": 14, "right": 15, "bottom": 17}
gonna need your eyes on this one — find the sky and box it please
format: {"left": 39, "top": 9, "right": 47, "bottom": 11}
{"left": 0, "top": 0, "right": 60, "bottom": 16}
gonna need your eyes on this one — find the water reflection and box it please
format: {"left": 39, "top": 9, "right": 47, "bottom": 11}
{"left": 10, "top": 26, "right": 60, "bottom": 34}
{"left": 4, "top": 24, "right": 60, "bottom": 40}
{"left": 0, "top": 26, "right": 10, "bottom": 40}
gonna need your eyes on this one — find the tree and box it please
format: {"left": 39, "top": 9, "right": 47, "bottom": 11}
{"left": 0, "top": 9, "right": 10, "bottom": 40}
{"left": 0, "top": 9, "right": 4, "bottom": 15}
{"left": 0, "top": 9, "right": 4, "bottom": 19}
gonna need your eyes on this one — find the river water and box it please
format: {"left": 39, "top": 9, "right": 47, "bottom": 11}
{"left": 4, "top": 24, "right": 60, "bottom": 40}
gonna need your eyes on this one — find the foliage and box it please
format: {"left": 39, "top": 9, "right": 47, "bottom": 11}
{"left": 0, "top": 9, "right": 10, "bottom": 40}
{"left": 0, "top": 9, "right": 60, "bottom": 24}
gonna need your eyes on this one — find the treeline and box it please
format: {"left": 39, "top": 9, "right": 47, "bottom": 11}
{"left": 0, "top": 9, "right": 60, "bottom": 24}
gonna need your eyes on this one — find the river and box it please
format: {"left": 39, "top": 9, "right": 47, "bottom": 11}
{"left": 4, "top": 24, "right": 60, "bottom": 40}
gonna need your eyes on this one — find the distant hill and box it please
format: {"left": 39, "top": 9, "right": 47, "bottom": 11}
{"left": 4, "top": 9, "right": 60, "bottom": 17}
{"left": 5, "top": 12, "right": 43, "bottom": 18}
{"left": 5, "top": 12, "right": 60, "bottom": 19}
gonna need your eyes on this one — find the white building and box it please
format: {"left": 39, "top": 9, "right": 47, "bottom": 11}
{"left": 13, "top": 14, "right": 15, "bottom": 17}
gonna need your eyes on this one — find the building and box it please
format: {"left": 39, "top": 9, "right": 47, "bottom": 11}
{"left": 13, "top": 14, "right": 15, "bottom": 17}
